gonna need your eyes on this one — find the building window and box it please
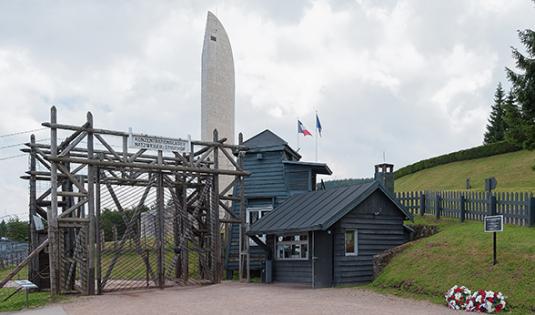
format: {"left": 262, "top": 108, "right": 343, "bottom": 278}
{"left": 210, "top": 35, "right": 217, "bottom": 41}
{"left": 246, "top": 207, "right": 272, "bottom": 245}
{"left": 276, "top": 234, "right": 308, "bottom": 260}
{"left": 345, "top": 230, "right": 358, "bottom": 256}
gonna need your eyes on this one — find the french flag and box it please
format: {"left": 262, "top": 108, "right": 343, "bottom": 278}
{"left": 298, "top": 120, "right": 312, "bottom": 136}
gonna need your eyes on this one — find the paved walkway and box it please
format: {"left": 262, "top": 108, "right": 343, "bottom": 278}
{"left": 7, "top": 282, "right": 456, "bottom": 315}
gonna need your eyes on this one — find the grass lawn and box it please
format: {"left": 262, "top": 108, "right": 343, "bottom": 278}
{"left": 368, "top": 216, "right": 535, "bottom": 313}
{"left": 0, "top": 288, "right": 56, "bottom": 312}
{"left": 395, "top": 150, "right": 535, "bottom": 192}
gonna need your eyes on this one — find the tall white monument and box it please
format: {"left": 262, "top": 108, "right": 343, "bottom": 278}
{"left": 201, "top": 11, "right": 235, "bottom": 192}
{"left": 201, "top": 11, "right": 235, "bottom": 146}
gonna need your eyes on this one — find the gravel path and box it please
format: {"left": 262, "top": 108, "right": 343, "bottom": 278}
{"left": 12, "top": 281, "right": 456, "bottom": 315}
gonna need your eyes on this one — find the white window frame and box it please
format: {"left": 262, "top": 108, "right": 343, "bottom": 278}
{"left": 275, "top": 234, "right": 309, "bottom": 261}
{"left": 246, "top": 206, "right": 272, "bottom": 246}
{"left": 344, "top": 229, "right": 358, "bottom": 256}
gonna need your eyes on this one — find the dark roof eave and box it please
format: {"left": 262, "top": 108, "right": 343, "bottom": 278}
{"left": 282, "top": 161, "right": 332, "bottom": 175}
{"left": 247, "top": 224, "right": 322, "bottom": 236}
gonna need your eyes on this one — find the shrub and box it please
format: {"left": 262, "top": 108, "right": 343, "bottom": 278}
{"left": 395, "top": 141, "right": 521, "bottom": 179}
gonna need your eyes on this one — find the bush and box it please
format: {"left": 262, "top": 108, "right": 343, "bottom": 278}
{"left": 395, "top": 141, "right": 521, "bottom": 179}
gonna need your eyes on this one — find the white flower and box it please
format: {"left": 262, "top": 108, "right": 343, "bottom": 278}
{"left": 486, "top": 291, "right": 494, "bottom": 298}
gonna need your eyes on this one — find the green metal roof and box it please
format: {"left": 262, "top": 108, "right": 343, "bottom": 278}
{"left": 248, "top": 181, "right": 413, "bottom": 235}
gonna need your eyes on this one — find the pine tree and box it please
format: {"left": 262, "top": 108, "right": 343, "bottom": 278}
{"left": 484, "top": 83, "right": 506, "bottom": 144}
{"left": 503, "top": 90, "right": 526, "bottom": 146}
{"left": 506, "top": 28, "right": 535, "bottom": 149}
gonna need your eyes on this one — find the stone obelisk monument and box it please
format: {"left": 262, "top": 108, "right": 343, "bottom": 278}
{"left": 201, "top": 11, "right": 235, "bottom": 193}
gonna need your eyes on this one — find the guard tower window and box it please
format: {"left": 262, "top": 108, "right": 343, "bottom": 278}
{"left": 246, "top": 206, "right": 272, "bottom": 245}
{"left": 210, "top": 35, "right": 217, "bottom": 41}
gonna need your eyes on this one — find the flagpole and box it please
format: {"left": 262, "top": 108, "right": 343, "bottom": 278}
{"left": 315, "top": 110, "right": 319, "bottom": 162}
{"left": 297, "top": 119, "right": 300, "bottom": 151}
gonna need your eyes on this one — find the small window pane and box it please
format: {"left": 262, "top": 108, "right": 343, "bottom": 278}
{"left": 301, "top": 244, "right": 308, "bottom": 258}
{"left": 345, "top": 230, "right": 356, "bottom": 254}
{"left": 250, "top": 211, "right": 259, "bottom": 224}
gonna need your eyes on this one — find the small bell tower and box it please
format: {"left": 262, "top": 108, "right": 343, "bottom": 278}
{"left": 374, "top": 163, "right": 394, "bottom": 193}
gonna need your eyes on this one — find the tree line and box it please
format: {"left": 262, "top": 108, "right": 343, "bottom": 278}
{"left": 0, "top": 218, "right": 28, "bottom": 242}
{"left": 484, "top": 26, "right": 535, "bottom": 150}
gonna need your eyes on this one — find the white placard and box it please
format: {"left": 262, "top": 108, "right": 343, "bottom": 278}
{"left": 128, "top": 130, "right": 191, "bottom": 153}
{"left": 15, "top": 280, "right": 38, "bottom": 289}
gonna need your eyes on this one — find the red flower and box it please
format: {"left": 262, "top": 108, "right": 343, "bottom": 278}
{"left": 496, "top": 304, "right": 503, "bottom": 312}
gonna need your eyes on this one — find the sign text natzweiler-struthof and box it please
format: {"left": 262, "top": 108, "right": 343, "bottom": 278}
{"left": 129, "top": 133, "right": 190, "bottom": 153}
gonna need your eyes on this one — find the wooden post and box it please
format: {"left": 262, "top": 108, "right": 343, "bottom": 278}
{"left": 28, "top": 135, "right": 39, "bottom": 284}
{"left": 460, "top": 195, "right": 466, "bottom": 223}
{"left": 212, "top": 129, "right": 221, "bottom": 283}
{"left": 95, "top": 166, "right": 102, "bottom": 294}
{"left": 489, "top": 195, "right": 497, "bottom": 216}
{"left": 48, "top": 106, "right": 60, "bottom": 296}
{"left": 435, "top": 193, "right": 441, "bottom": 220}
{"left": 157, "top": 150, "right": 165, "bottom": 289}
{"left": 419, "top": 192, "right": 426, "bottom": 217}
{"left": 86, "top": 112, "right": 96, "bottom": 295}
{"left": 528, "top": 196, "right": 535, "bottom": 227}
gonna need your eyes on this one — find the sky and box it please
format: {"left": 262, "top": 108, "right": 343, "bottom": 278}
{"left": 0, "top": 0, "right": 534, "bottom": 218}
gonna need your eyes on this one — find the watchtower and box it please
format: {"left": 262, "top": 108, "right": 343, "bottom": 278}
{"left": 374, "top": 163, "right": 394, "bottom": 193}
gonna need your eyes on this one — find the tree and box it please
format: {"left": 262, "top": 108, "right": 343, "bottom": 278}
{"left": 506, "top": 28, "right": 535, "bottom": 149}
{"left": 484, "top": 83, "right": 506, "bottom": 144}
{"left": 0, "top": 220, "right": 7, "bottom": 238}
{"left": 503, "top": 90, "right": 526, "bottom": 146}
{"left": 5, "top": 218, "right": 28, "bottom": 242}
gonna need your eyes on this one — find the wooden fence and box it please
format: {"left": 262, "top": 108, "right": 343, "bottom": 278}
{"left": 396, "top": 191, "right": 535, "bottom": 227}
{"left": 0, "top": 248, "right": 28, "bottom": 269}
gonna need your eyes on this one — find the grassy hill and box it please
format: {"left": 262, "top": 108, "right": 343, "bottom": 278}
{"left": 369, "top": 216, "right": 535, "bottom": 313}
{"left": 395, "top": 150, "right": 535, "bottom": 192}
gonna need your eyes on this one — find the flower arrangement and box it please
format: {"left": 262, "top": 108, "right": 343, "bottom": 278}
{"left": 465, "top": 290, "right": 507, "bottom": 313}
{"left": 445, "top": 286, "right": 506, "bottom": 313}
{"left": 445, "top": 285, "right": 472, "bottom": 310}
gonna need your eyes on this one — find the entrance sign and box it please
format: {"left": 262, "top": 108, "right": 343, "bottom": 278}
{"left": 129, "top": 130, "right": 191, "bottom": 153}
{"left": 484, "top": 215, "right": 503, "bottom": 232}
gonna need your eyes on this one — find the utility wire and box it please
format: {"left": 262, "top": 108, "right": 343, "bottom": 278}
{"left": 0, "top": 153, "right": 26, "bottom": 161}
{"left": 0, "top": 128, "right": 47, "bottom": 138}
{"left": 0, "top": 138, "right": 50, "bottom": 150}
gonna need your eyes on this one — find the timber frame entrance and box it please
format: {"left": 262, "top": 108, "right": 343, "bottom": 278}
{"left": 12, "top": 106, "right": 251, "bottom": 295}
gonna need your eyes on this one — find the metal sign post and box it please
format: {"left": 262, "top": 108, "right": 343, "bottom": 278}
{"left": 14, "top": 280, "right": 38, "bottom": 308}
{"left": 484, "top": 215, "right": 503, "bottom": 265}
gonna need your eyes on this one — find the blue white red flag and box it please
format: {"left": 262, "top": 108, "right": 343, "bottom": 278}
{"left": 316, "top": 113, "right": 322, "bottom": 137}
{"left": 298, "top": 120, "right": 312, "bottom": 136}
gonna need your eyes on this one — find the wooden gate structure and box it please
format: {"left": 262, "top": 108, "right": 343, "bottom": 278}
{"left": 0, "top": 106, "right": 251, "bottom": 296}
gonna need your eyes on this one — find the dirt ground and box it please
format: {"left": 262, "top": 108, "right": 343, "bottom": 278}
{"left": 13, "top": 281, "right": 456, "bottom": 315}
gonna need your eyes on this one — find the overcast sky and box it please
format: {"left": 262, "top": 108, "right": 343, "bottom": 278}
{"left": 0, "top": 0, "right": 534, "bottom": 218}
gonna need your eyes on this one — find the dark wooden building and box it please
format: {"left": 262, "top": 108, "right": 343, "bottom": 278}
{"left": 247, "top": 181, "right": 413, "bottom": 287}
{"left": 224, "top": 130, "right": 331, "bottom": 277}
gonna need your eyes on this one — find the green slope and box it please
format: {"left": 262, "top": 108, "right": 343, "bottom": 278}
{"left": 395, "top": 150, "right": 535, "bottom": 192}
{"left": 369, "top": 216, "right": 535, "bottom": 313}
